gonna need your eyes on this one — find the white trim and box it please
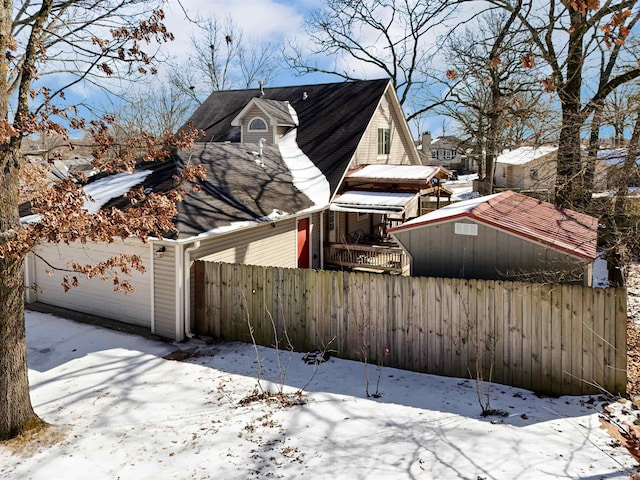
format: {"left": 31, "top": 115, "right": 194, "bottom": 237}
{"left": 175, "top": 243, "right": 184, "bottom": 341}
{"left": 24, "top": 252, "right": 36, "bottom": 304}
{"left": 149, "top": 242, "right": 155, "bottom": 334}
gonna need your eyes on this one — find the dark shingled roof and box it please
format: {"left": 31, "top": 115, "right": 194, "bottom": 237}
{"left": 172, "top": 143, "right": 313, "bottom": 238}
{"left": 94, "top": 142, "right": 314, "bottom": 239}
{"left": 183, "top": 78, "right": 391, "bottom": 195}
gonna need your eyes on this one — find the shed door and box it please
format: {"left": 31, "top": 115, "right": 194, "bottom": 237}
{"left": 297, "top": 218, "right": 310, "bottom": 269}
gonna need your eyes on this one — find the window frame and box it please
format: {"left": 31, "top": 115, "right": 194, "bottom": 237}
{"left": 377, "top": 128, "right": 391, "bottom": 155}
{"left": 248, "top": 117, "right": 268, "bottom": 132}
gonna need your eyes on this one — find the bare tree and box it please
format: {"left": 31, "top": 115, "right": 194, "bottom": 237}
{"left": 484, "top": 0, "right": 640, "bottom": 209}
{"left": 603, "top": 86, "right": 638, "bottom": 147}
{"left": 110, "top": 84, "right": 194, "bottom": 139}
{"left": 442, "top": 10, "right": 553, "bottom": 187}
{"left": 284, "top": 0, "right": 455, "bottom": 123}
{"left": 0, "top": 0, "right": 204, "bottom": 440}
{"left": 169, "top": 15, "right": 281, "bottom": 105}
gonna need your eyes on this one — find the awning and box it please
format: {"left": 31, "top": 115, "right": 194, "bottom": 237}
{"left": 330, "top": 191, "right": 419, "bottom": 219}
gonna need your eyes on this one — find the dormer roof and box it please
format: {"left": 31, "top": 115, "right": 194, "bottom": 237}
{"left": 231, "top": 98, "right": 297, "bottom": 127}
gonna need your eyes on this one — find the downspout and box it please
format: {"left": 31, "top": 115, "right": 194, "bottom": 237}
{"left": 149, "top": 242, "right": 155, "bottom": 334}
{"left": 175, "top": 243, "right": 184, "bottom": 340}
{"left": 183, "top": 240, "right": 201, "bottom": 339}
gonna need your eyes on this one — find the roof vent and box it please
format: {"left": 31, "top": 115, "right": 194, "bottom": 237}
{"left": 258, "top": 80, "right": 264, "bottom": 98}
{"left": 302, "top": 91, "right": 308, "bottom": 100}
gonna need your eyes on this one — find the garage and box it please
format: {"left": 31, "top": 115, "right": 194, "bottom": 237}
{"left": 26, "top": 240, "right": 152, "bottom": 327}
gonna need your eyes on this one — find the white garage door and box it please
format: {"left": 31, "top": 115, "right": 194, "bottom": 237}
{"left": 32, "top": 241, "right": 152, "bottom": 327}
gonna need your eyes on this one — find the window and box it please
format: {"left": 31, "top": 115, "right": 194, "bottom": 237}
{"left": 454, "top": 223, "right": 478, "bottom": 236}
{"left": 328, "top": 210, "right": 335, "bottom": 230}
{"left": 444, "top": 150, "right": 453, "bottom": 160}
{"left": 378, "top": 128, "right": 390, "bottom": 155}
{"left": 248, "top": 117, "right": 267, "bottom": 131}
{"left": 432, "top": 151, "right": 438, "bottom": 159}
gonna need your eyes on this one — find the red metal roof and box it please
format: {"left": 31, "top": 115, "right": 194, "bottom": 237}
{"left": 389, "top": 190, "right": 598, "bottom": 260}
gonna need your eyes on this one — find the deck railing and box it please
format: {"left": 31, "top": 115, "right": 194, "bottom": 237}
{"left": 324, "top": 242, "right": 408, "bottom": 274}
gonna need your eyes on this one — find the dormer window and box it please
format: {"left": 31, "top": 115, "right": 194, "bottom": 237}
{"left": 248, "top": 117, "right": 268, "bottom": 132}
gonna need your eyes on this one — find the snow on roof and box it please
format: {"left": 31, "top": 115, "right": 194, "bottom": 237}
{"left": 346, "top": 164, "right": 442, "bottom": 181}
{"left": 83, "top": 170, "right": 153, "bottom": 214}
{"left": 20, "top": 169, "right": 153, "bottom": 223}
{"left": 278, "top": 106, "right": 330, "bottom": 208}
{"left": 399, "top": 193, "right": 503, "bottom": 227}
{"left": 496, "top": 146, "right": 557, "bottom": 165}
{"left": 389, "top": 190, "right": 598, "bottom": 260}
{"left": 194, "top": 209, "right": 290, "bottom": 240}
{"left": 333, "top": 190, "right": 417, "bottom": 208}
{"left": 597, "top": 148, "right": 640, "bottom": 166}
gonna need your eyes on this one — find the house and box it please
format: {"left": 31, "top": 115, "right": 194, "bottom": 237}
{"left": 597, "top": 148, "right": 640, "bottom": 190}
{"left": 494, "top": 145, "right": 610, "bottom": 193}
{"left": 429, "top": 135, "right": 474, "bottom": 172}
{"left": 493, "top": 146, "right": 558, "bottom": 191}
{"left": 388, "top": 190, "right": 599, "bottom": 286}
{"left": 25, "top": 78, "right": 425, "bottom": 340}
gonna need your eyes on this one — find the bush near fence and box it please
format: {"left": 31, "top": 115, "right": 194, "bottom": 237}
{"left": 194, "top": 261, "right": 627, "bottom": 396}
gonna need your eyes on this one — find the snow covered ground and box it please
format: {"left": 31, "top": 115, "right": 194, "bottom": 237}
{"left": 1, "top": 311, "right": 637, "bottom": 479}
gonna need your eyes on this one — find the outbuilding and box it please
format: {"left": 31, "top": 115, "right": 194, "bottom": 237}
{"left": 388, "top": 190, "right": 599, "bottom": 285}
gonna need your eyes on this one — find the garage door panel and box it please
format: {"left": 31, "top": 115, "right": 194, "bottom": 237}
{"left": 33, "top": 241, "right": 152, "bottom": 327}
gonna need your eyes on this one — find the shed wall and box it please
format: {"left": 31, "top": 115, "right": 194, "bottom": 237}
{"left": 394, "top": 219, "right": 590, "bottom": 283}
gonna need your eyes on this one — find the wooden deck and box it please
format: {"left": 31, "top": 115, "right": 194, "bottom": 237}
{"left": 324, "top": 242, "right": 409, "bottom": 274}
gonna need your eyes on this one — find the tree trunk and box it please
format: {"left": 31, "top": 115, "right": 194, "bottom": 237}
{"left": 584, "top": 101, "right": 604, "bottom": 195}
{"left": 555, "top": 8, "right": 587, "bottom": 210}
{"left": 0, "top": 148, "right": 43, "bottom": 440}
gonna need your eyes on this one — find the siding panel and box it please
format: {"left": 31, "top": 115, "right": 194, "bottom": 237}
{"left": 34, "top": 240, "right": 152, "bottom": 327}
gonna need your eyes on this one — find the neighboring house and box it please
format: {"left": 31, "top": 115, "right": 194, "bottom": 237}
{"left": 388, "top": 190, "right": 599, "bottom": 286}
{"left": 25, "top": 78, "right": 423, "bottom": 340}
{"left": 494, "top": 145, "right": 610, "bottom": 193}
{"left": 597, "top": 148, "right": 640, "bottom": 190}
{"left": 429, "top": 135, "right": 473, "bottom": 171}
{"left": 493, "top": 146, "right": 558, "bottom": 191}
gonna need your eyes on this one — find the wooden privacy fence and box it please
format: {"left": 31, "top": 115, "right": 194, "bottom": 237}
{"left": 193, "top": 261, "right": 627, "bottom": 396}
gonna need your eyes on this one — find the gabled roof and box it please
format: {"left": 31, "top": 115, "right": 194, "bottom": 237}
{"left": 231, "top": 98, "right": 297, "bottom": 127}
{"left": 496, "top": 146, "right": 557, "bottom": 166}
{"left": 388, "top": 190, "right": 598, "bottom": 260}
{"left": 182, "top": 78, "right": 393, "bottom": 195}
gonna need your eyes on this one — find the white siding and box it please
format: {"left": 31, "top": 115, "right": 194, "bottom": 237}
{"left": 352, "top": 90, "right": 415, "bottom": 167}
{"left": 153, "top": 244, "right": 178, "bottom": 338}
{"left": 195, "top": 219, "right": 298, "bottom": 267}
{"left": 32, "top": 240, "right": 152, "bottom": 327}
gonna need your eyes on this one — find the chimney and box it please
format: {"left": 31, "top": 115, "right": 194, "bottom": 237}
{"left": 422, "top": 131, "right": 432, "bottom": 159}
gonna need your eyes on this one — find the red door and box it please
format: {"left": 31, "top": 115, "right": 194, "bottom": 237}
{"left": 297, "top": 218, "right": 310, "bottom": 268}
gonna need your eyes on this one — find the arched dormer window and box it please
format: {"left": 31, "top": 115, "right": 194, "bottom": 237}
{"left": 248, "top": 117, "right": 268, "bottom": 131}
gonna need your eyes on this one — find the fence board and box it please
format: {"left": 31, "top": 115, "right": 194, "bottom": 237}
{"left": 615, "top": 289, "right": 628, "bottom": 395}
{"left": 195, "top": 261, "right": 627, "bottom": 396}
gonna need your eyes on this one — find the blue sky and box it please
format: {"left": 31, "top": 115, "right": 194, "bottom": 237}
{"left": 37, "top": 0, "right": 453, "bottom": 139}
